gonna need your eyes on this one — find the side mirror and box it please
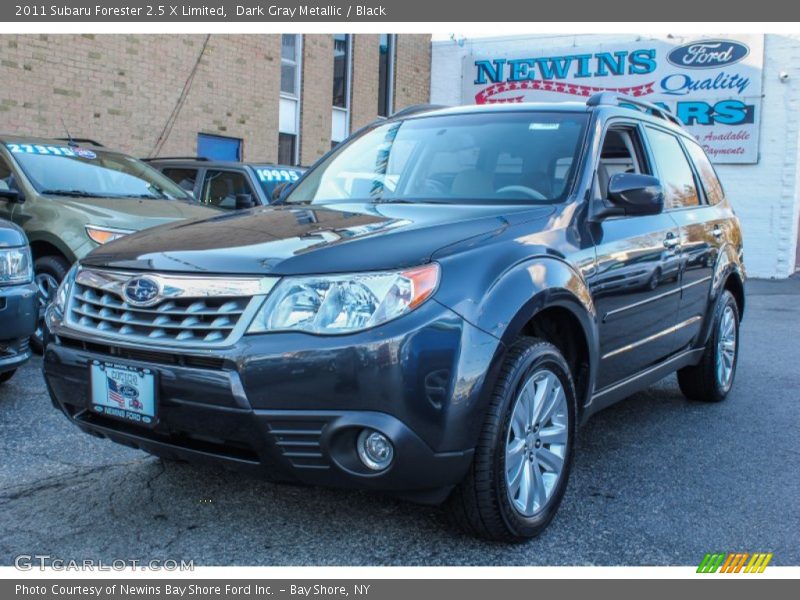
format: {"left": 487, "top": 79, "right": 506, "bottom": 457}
{"left": 235, "top": 193, "right": 256, "bottom": 210}
{"left": 271, "top": 182, "right": 290, "bottom": 202}
{"left": 0, "top": 188, "right": 23, "bottom": 203}
{"left": 595, "top": 173, "right": 663, "bottom": 219}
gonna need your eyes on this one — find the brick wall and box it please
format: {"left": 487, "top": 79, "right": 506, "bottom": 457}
{"left": 298, "top": 34, "right": 334, "bottom": 166}
{"left": 0, "top": 33, "right": 433, "bottom": 180}
{"left": 394, "top": 34, "right": 432, "bottom": 110}
{"left": 0, "top": 34, "right": 281, "bottom": 161}
{"left": 350, "top": 34, "right": 380, "bottom": 131}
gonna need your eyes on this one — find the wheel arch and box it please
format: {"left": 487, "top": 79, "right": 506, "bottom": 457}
{"left": 27, "top": 234, "right": 77, "bottom": 265}
{"left": 694, "top": 243, "right": 746, "bottom": 349}
{"left": 462, "top": 256, "right": 600, "bottom": 422}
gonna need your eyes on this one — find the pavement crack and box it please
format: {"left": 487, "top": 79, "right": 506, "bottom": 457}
{"left": 0, "top": 460, "right": 145, "bottom": 503}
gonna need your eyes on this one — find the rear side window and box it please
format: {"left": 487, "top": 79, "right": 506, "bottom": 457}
{"left": 684, "top": 140, "right": 725, "bottom": 205}
{"left": 645, "top": 127, "right": 700, "bottom": 210}
{"left": 162, "top": 168, "right": 198, "bottom": 194}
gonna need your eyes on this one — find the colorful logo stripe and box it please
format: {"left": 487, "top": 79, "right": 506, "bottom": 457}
{"left": 697, "top": 552, "right": 773, "bottom": 573}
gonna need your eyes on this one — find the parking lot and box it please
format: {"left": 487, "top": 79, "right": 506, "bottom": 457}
{"left": 1, "top": 277, "right": 798, "bottom": 566}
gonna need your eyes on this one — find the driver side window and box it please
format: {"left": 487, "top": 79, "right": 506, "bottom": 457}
{"left": 0, "top": 155, "right": 13, "bottom": 191}
{"left": 595, "top": 126, "right": 650, "bottom": 200}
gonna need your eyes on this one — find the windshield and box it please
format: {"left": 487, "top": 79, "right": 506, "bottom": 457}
{"left": 285, "top": 111, "right": 588, "bottom": 205}
{"left": 5, "top": 143, "right": 191, "bottom": 200}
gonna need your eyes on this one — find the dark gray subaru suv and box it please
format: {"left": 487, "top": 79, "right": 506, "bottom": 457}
{"left": 43, "top": 95, "right": 745, "bottom": 541}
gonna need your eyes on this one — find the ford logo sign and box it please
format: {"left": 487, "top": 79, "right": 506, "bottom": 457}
{"left": 123, "top": 276, "right": 161, "bottom": 307}
{"left": 667, "top": 40, "right": 749, "bottom": 69}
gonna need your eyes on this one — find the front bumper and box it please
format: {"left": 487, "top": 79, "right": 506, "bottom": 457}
{"left": 0, "top": 281, "right": 37, "bottom": 373}
{"left": 43, "top": 299, "right": 502, "bottom": 502}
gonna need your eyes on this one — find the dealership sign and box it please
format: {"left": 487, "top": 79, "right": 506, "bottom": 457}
{"left": 463, "top": 35, "right": 764, "bottom": 163}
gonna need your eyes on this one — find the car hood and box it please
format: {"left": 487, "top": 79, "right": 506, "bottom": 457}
{"left": 51, "top": 196, "right": 220, "bottom": 231}
{"left": 81, "top": 201, "right": 555, "bottom": 275}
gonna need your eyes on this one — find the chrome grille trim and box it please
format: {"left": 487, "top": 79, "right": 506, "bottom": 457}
{"left": 65, "top": 268, "right": 277, "bottom": 348}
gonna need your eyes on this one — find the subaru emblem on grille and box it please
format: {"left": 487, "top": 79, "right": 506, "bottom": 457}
{"left": 123, "top": 276, "right": 161, "bottom": 307}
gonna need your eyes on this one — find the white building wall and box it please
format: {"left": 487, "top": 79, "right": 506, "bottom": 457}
{"left": 431, "top": 33, "right": 800, "bottom": 279}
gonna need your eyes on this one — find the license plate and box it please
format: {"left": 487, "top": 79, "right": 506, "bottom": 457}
{"left": 89, "top": 360, "right": 157, "bottom": 427}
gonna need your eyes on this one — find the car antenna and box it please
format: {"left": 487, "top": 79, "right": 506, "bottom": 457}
{"left": 60, "top": 118, "right": 77, "bottom": 147}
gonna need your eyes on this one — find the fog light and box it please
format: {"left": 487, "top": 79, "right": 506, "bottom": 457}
{"left": 357, "top": 429, "right": 394, "bottom": 471}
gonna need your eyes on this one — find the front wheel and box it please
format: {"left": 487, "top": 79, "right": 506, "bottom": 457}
{"left": 677, "top": 290, "right": 740, "bottom": 402}
{"left": 31, "top": 255, "right": 70, "bottom": 354}
{"left": 447, "top": 337, "right": 576, "bottom": 541}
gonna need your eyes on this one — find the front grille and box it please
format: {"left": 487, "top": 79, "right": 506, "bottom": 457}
{"left": 65, "top": 269, "right": 276, "bottom": 347}
{"left": 71, "top": 284, "right": 248, "bottom": 343}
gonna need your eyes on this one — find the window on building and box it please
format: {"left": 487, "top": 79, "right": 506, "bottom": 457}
{"left": 378, "top": 34, "right": 395, "bottom": 117}
{"left": 197, "top": 133, "right": 242, "bottom": 161}
{"left": 200, "top": 170, "right": 256, "bottom": 210}
{"left": 645, "top": 127, "right": 700, "bottom": 209}
{"left": 279, "top": 34, "right": 302, "bottom": 166}
{"left": 332, "top": 34, "right": 351, "bottom": 108}
{"left": 281, "top": 34, "right": 299, "bottom": 96}
{"left": 278, "top": 133, "right": 297, "bottom": 166}
{"left": 684, "top": 139, "right": 725, "bottom": 205}
{"left": 331, "top": 34, "right": 352, "bottom": 145}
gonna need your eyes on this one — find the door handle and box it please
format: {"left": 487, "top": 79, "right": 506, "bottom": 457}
{"left": 712, "top": 226, "right": 723, "bottom": 238}
{"left": 663, "top": 235, "right": 680, "bottom": 249}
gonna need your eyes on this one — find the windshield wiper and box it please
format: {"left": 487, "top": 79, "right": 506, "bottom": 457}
{"left": 117, "top": 193, "right": 165, "bottom": 199}
{"left": 40, "top": 189, "right": 106, "bottom": 198}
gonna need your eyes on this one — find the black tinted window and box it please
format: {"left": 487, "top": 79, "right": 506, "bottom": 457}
{"left": 646, "top": 127, "right": 699, "bottom": 209}
{"left": 684, "top": 140, "right": 724, "bottom": 205}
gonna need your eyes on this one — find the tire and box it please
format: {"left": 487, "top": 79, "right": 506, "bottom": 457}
{"left": 0, "top": 370, "right": 16, "bottom": 384}
{"left": 447, "top": 337, "right": 577, "bottom": 541}
{"left": 677, "top": 290, "right": 740, "bottom": 403}
{"left": 30, "top": 255, "right": 70, "bottom": 354}
{"left": 647, "top": 268, "right": 661, "bottom": 290}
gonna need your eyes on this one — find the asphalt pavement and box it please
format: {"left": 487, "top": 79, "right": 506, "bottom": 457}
{"left": 1, "top": 277, "right": 798, "bottom": 566}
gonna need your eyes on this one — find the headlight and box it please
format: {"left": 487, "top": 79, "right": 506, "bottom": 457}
{"left": 247, "top": 263, "right": 440, "bottom": 335}
{"left": 53, "top": 265, "right": 78, "bottom": 314}
{"left": 0, "top": 246, "right": 33, "bottom": 285}
{"left": 85, "top": 225, "right": 134, "bottom": 245}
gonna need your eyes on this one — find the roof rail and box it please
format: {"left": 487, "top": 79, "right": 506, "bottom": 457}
{"left": 389, "top": 104, "right": 449, "bottom": 119}
{"left": 586, "top": 92, "right": 683, "bottom": 126}
{"left": 54, "top": 137, "right": 104, "bottom": 147}
{"left": 141, "top": 156, "right": 210, "bottom": 162}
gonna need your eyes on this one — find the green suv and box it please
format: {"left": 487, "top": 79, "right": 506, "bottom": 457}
{"left": 0, "top": 135, "right": 221, "bottom": 351}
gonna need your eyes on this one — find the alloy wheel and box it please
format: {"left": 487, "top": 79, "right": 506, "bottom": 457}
{"left": 716, "top": 305, "right": 737, "bottom": 390}
{"left": 33, "top": 272, "right": 59, "bottom": 343}
{"left": 505, "top": 368, "right": 569, "bottom": 517}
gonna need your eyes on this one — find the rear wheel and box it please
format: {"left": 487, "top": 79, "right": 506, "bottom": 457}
{"left": 677, "top": 290, "right": 740, "bottom": 402}
{"left": 31, "top": 255, "right": 70, "bottom": 354}
{"left": 0, "top": 370, "right": 16, "bottom": 385}
{"left": 447, "top": 337, "right": 576, "bottom": 541}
